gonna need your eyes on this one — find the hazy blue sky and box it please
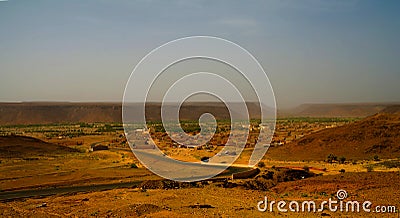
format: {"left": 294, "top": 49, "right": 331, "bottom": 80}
{"left": 0, "top": 0, "right": 399, "bottom": 108}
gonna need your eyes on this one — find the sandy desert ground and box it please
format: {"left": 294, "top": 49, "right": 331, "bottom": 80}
{"left": 0, "top": 105, "right": 399, "bottom": 217}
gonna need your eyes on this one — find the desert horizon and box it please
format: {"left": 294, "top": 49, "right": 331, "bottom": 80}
{"left": 1, "top": 0, "right": 399, "bottom": 217}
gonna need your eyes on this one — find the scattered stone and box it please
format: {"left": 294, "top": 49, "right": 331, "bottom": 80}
{"left": 36, "top": 203, "right": 47, "bottom": 208}
{"left": 188, "top": 204, "right": 215, "bottom": 209}
{"left": 129, "top": 204, "right": 161, "bottom": 216}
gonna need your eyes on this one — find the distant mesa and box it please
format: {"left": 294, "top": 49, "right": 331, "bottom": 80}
{"left": 0, "top": 102, "right": 398, "bottom": 125}
{"left": 281, "top": 103, "right": 396, "bottom": 118}
{"left": 380, "top": 105, "right": 400, "bottom": 114}
{"left": 0, "top": 102, "right": 267, "bottom": 125}
{"left": 0, "top": 102, "right": 122, "bottom": 125}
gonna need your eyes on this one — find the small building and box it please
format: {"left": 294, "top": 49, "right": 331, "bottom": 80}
{"left": 90, "top": 144, "right": 109, "bottom": 152}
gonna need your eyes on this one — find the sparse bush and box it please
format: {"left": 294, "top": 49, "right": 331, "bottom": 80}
{"left": 338, "top": 156, "right": 346, "bottom": 164}
{"left": 327, "top": 154, "right": 337, "bottom": 163}
{"left": 319, "top": 192, "right": 328, "bottom": 197}
{"left": 258, "top": 161, "right": 266, "bottom": 168}
{"left": 339, "top": 169, "right": 345, "bottom": 173}
{"left": 74, "top": 146, "right": 87, "bottom": 153}
{"left": 90, "top": 211, "right": 99, "bottom": 216}
{"left": 378, "top": 160, "right": 400, "bottom": 168}
{"left": 130, "top": 163, "right": 138, "bottom": 168}
{"left": 373, "top": 155, "right": 380, "bottom": 161}
{"left": 366, "top": 165, "right": 374, "bottom": 172}
{"left": 243, "top": 178, "right": 276, "bottom": 191}
{"left": 280, "top": 193, "right": 289, "bottom": 198}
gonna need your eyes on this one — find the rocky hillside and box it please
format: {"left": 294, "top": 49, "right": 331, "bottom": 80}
{"left": 266, "top": 105, "right": 400, "bottom": 161}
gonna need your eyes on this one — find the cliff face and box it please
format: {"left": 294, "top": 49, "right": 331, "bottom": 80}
{"left": 0, "top": 103, "right": 122, "bottom": 125}
{"left": 0, "top": 102, "right": 265, "bottom": 125}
